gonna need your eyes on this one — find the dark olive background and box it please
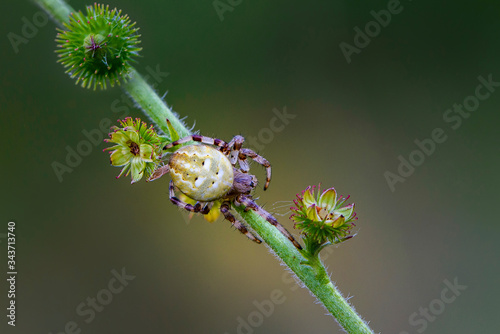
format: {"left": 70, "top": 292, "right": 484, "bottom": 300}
{"left": 1, "top": 0, "right": 499, "bottom": 333}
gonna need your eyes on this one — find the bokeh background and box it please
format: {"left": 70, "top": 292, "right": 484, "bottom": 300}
{"left": 1, "top": 0, "right": 499, "bottom": 333}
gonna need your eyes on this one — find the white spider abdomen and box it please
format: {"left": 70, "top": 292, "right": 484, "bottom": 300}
{"left": 169, "top": 145, "right": 234, "bottom": 201}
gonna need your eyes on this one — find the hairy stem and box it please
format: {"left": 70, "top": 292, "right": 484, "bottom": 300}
{"left": 36, "top": 1, "right": 375, "bottom": 332}
{"left": 123, "top": 69, "right": 191, "bottom": 138}
{"left": 34, "top": 0, "right": 74, "bottom": 27}
{"left": 235, "top": 206, "right": 374, "bottom": 334}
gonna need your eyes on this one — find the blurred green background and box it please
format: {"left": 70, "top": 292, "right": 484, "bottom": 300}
{"left": 1, "top": 0, "right": 499, "bottom": 333}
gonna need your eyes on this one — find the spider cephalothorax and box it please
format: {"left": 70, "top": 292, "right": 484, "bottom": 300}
{"left": 149, "top": 134, "right": 301, "bottom": 249}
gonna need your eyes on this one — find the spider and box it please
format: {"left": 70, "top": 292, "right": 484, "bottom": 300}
{"left": 148, "top": 134, "right": 302, "bottom": 249}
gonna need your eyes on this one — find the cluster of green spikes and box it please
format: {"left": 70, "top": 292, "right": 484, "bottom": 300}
{"left": 55, "top": 3, "right": 142, "bottom": 90}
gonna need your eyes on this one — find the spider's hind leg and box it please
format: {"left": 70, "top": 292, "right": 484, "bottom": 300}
{"left": 169, "top": 180, "right": 211, "bottom": 214}
{"left": 226, "top": 136, "right": 272, "bottom": 191}
{"left": 220, "top": 201, "right": 262, "bottom": 244}
{"left": 237, "top": 195, "right": 302, "bottom": 249}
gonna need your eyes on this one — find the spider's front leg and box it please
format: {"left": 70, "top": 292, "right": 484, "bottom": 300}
{"left": 237, "top": 195, "right": 302, "bottom": 249}
{"left": 163, "top": 134, "right": 228, "bottom": 150}
{"left": 147, "top": 164, "right": 170, "bottom": 182}
{"left": 226, "top": 136, "right": 272, "bottom": 190}
{"left": 220, "top": 201, "right": 262, "bottom": 244}
{"left": 169, "top": 180, "right": 211, "bottom": 214}
{"left": 226, "top": 135, "right": 245, "bottom": 165}
{"left": 239, "top": 148, "right": 271, "bottom": 190}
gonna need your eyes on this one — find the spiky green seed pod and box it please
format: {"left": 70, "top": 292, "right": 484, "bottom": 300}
{"left": 55, "top": 3, "right": 142, "bottom": 90}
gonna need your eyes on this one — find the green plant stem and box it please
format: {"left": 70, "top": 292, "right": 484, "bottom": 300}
{"left": 36, "top": 1, "right": 375, "bottom": 332}
{"left": 235, "top": 207, "right": 374, "bottom": 334}
{"left": 34, "top": 0, "right": 74, "bottom": 27}
{"left": 123, "top": 69, "right": 191, "bottom": 138}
